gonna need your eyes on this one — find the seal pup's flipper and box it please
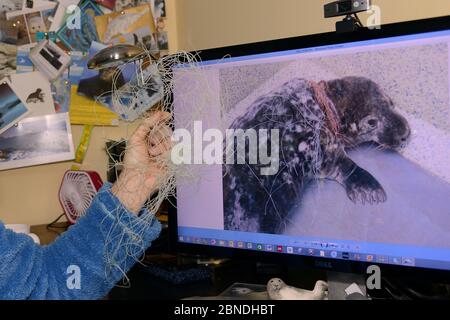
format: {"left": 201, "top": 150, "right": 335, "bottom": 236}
{"left": 333, "top": 156, "right": 387, "bottom": 205}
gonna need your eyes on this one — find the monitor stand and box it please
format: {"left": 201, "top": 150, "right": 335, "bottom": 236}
{"left": 326, "top": 271, "right": 368, "bottom": 300}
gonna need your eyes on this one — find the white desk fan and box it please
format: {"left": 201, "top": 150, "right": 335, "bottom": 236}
{"left": 59, "top": 170, "right": 103, "bottom": 224}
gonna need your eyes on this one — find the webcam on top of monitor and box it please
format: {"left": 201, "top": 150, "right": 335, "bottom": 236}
{"left": 324, "top": 0, "right": 371, "bottom": 33}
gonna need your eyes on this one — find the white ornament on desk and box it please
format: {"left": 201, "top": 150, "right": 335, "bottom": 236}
{"left": 5, "top": 224, "right": 40, "bottom": 244}
{"left": 267, "top": 278, "right": 328, "bottom": 300}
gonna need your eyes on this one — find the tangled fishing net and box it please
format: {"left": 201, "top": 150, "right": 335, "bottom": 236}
{"left": 90, "top": 46, "right": 222, "bottom": 284}
{"left": 93, "top": 45, "right": 332, "bottom": 282}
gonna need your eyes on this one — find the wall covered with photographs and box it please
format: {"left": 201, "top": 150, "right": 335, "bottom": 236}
{"left": 0, "top": 0, "right": 176, "bottom": 225}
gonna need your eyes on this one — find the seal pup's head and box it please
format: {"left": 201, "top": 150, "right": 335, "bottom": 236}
{"left": 326, "top": 76, "right": 411, "bottom": 150}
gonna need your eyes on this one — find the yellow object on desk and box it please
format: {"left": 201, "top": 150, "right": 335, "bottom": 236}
{"left": 69, "top": 85, "right": 119, "bottom": 126}
{"left": 70, "top": 124, "right": 94, "bottom": 171}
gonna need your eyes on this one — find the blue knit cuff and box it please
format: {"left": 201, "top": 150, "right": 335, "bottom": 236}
{"left": 94, "top": 182, "right": 162, "bottom": 270}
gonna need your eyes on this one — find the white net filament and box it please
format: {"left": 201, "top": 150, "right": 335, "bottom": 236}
{"left": 97, "top": 47, "right": 220, "bottom": 283}
{"left": 96, "top": 46, "right": 330, "bottom": 282}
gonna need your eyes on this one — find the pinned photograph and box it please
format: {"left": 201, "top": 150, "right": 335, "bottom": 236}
{"left": 40, "top": 5, "right": 56, "bottom": 31}
{"left": 0, "top": 20, "right": 19, "bottom": 44}
{"left": 0, "top": 42, "right": 17, "bottom": 78}
{"left": 0, "top": 0, "right": 22, "bottom": 20}
{"left": 76, "top": 41, "right": 162, "bottom": 121}
{"left": 114, "top": 0, "right": 141, "bottom": 12}
{"left": 95, "top": 4, "right": 156, "bottom": 46}
{"left": 48, "top": 0, "right": 80, "bottom": 33}
{"left": 5, "top": 1, "right": 57, "bottom": 44}
{"left": 77, "top": 41, "right": 138, "bottom": 103}
{"left": 110, "top": 32, "right": 159, "bottom": 54}
{"left": 56, "top": 0, "right": 102, "bottom": 52}
{"left": 76, "top": 41, "right": 110, "bottom": 100}
{"left": 51, "top": 74, "right": 71, "bottom": 113}
{"left": 0, "top": 112, "right": 74, "bottom": 171}
{"left": 10, "top": 71, "right": 56, "bottom": 117}
{"left": 10, "top": 15, "right": 30, "bottom": 45}
{"left": 94, "top": 0, "right": 117, "bottom": 10}
{"left": 152, "top": 0, "right": 166, "bottom": 18}
{"left": 157, "top": 31, "right": 168, "bottom": 50}
{"left": 100, "top": 63, "right": 164, "bottom": 121}
{"left": 68, "top": 51, "right": 89, "bottom": 85}
{"left": 15, "top": 43, "right": 72, "bottom": 113}
{"left": 25, "top": 12, "right": 46, "bottom": 42}
{"left": 16, "top": 43, "right": 35, "bottom": 73}
{"left": 0, "top": 80, "right": 30, "bottom": 135}
{"left": 29, "top": 39, "right": 72, "bottom": 81}
{"left": 156, "top": 17, "right": 166, "bottom": 33}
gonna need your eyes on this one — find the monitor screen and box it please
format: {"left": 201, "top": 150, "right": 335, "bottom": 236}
{"left": 172, "top": 23, "right": 450, "bottom": 272}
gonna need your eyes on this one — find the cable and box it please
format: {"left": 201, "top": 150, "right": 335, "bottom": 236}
{"left": 355, "top": 14, "right": 364, "bottom": 27}
{"left": 352, "top": 13, "right": 364, "bottom": 28}
{"left": 46, "top": 213, "right": 69, "bottom": 230}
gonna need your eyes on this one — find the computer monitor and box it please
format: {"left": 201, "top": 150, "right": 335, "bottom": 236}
{"left": 169, "top": 16, "right": 450, "bottom": 278}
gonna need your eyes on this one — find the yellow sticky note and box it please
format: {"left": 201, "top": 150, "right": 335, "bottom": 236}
{"left": 69, "top": 86, "right": 119, "bottom": 126}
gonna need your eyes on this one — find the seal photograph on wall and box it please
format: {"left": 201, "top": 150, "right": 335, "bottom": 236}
{"left": 26, "top": 88, "right": 45, "bottom": 103}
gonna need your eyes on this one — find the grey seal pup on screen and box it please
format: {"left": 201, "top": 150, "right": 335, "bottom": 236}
{"left": 223, "top": 76, "right": 411, "bottom": 234}
{"left": 267, "top": 278, "right": 328, "bottom": 300}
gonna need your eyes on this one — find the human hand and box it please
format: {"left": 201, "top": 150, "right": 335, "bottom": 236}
{"left": 111, "top": 111, "right": 172, "bottom": 214}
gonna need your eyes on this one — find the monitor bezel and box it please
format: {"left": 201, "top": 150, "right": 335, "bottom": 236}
{"left": 168, "top": 15, "right": 450, "bottom": 281}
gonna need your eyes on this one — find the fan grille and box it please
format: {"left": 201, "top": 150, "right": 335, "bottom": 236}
{"left": 60, "top": 171, "right": 101, "bottom": 223}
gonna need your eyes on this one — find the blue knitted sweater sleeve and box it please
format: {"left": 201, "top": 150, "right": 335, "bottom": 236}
{"left": 0, "top": 183, "right": 161, "bottom": 300}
